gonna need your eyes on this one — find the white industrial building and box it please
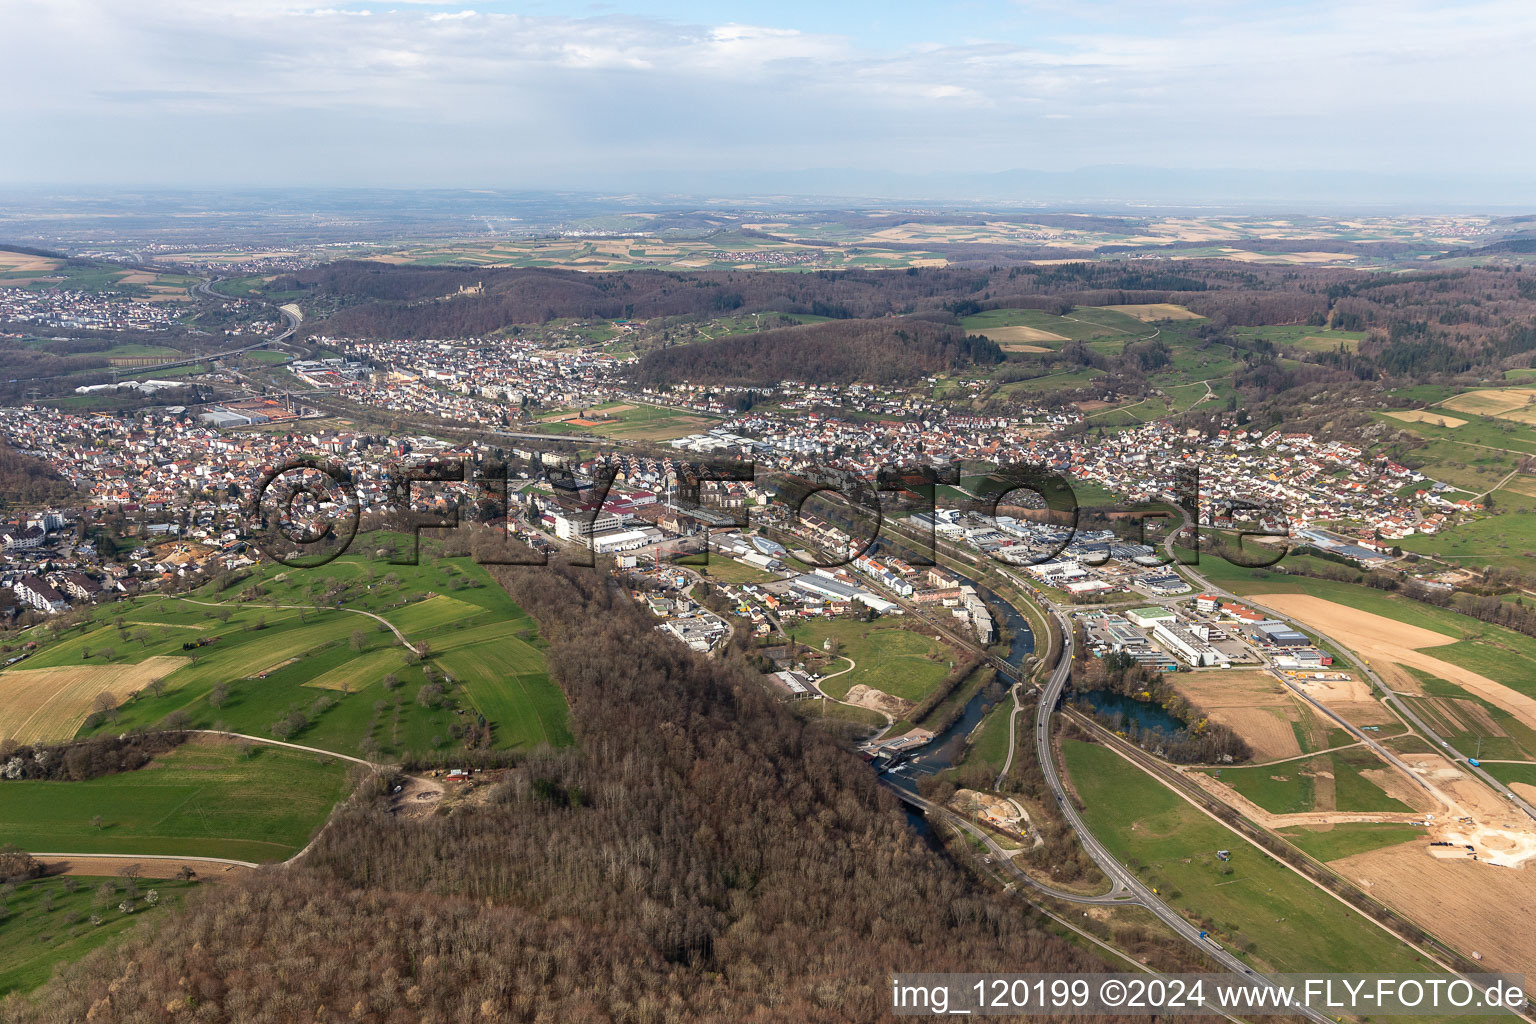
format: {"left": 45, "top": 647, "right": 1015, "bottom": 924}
{"left": 553, "top": 510, "right": 623, "bottom": 540}
{"left": 1152, "top": 620, "right": 1230, "bottom": 668}
{"left": 590, "top": 527, "right": 663, "bottom": 554}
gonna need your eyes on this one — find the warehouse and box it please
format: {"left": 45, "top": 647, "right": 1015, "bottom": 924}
{"left": 591, "top": 527, "right": 663, "bottom": 554}
{"left": 1128, "top": 606, "right": 1177, "bottom": 628}
{"left": 1253, "top": 621, "right": 1309, "bottom": 647}
{"left": 1153, "top": 620, "right": 1231, "bottom": 668}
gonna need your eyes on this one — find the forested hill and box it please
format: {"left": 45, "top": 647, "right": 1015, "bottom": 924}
{"left": 7, "top": 552, "right": 1113, "bottom": 1022}
{"left": 633, "top": 318, "right": 1003, "bottom": 385}
{"left": 269, "top": 260, "right": 1536, "bottom": 382}
{"left": 269, "top": 260, "right": 1314, "bottom": 339}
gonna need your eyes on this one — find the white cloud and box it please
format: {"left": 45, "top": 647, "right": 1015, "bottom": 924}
{"left": 0, "top": 0, "right": 1533, "bottom": 188}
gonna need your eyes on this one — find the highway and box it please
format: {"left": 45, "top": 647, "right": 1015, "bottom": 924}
{"left": 874, "top": 518, "right": 1364, "bottom": 1016}
{"left": 866, "top": 519, "right": 1329, "bottom": 1017}
{"left": 1022, "top": 591, "right": 1336, "bottom": 1021}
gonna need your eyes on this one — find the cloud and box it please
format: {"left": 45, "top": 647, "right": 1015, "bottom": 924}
{"left": 0, "top": 0, "right": 1533, "bottom": 190}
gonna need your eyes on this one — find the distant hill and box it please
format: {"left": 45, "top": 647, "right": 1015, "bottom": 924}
{"left": 631, "top": 317, "right": 1002, "bottom": 386}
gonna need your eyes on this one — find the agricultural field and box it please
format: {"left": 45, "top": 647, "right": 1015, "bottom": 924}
{"left": 1437, "top": 387, "right": 1536, "bottom": 423}
{"left": 1250, "top": 591, "right": 1536, "bottom": 721}
{"left": 0, "top": 739, "right": 352, "bottom": 862}
{"left": 0, "top": 250, "right": 195, "bottom": 298}
{"left": 959, "top": 307, "right": 1145, "bottom": 345}
{"left": 5, "top": 542, "right": 569, "bottom": 757}
{"left": 1063, "top": 741, "right": 1442, "bottom": 974}
{"left": 362, "top": 235, "right": 947, "bottom": 273}
{"left": 0, "top": 874, "right": 198, "bottom": 997}
{"left": 1384, "top": 408, "right": 1468, "bottom": 429}
{"left": 1228, "top": 323, "right": 1366, "bottom": 353}
{"left": 1397, "top": 667, "right": 1536, "bottom": 762}
{"left": 0, "top": 657, "right": 185, "bottom": 744}
{"left": 785, "top": 618, "right": 956, "bottom": 704}
{"left": 1098, "top": 303, "right": 1204, "bottom": 322}
{"left": 1182, "top": 560, "right": 1536, "bottom": 738}
{"left": 1330, "top": 836, "right": 1536, "bottom": 975}
{"left": 1170, "top": 670, "right": 1309, "bottom": 760}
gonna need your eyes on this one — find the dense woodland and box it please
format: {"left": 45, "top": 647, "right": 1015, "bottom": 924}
{"left": 4, "top": 554, "right": 1124, "bottom": 1024}
{"left": 269, "top": 260, "right": 1536, "bottom": 396}
{"left": 0, "top": 441, "right": 78, "bottom": 508}
{"left": 634, "top": 319, "right": 1002, "bottom": 385}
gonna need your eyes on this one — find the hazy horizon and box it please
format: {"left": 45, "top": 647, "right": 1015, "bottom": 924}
{"left": 4, "top": 1, "right": 1536, "bottom": 205}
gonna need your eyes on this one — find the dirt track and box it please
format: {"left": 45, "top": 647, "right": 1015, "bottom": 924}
{"left": 40, "top": 856, "right": 252, "bottom": 880}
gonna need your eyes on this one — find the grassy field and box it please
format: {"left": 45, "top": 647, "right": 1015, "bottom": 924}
{"left": 1275, "top": 823, "right": 1425, "bottom": 862}
{"left": 786, "top": 618, "right": 955, "bottom": 703}
{"left": 1063, "top": 740, "right": 1440, "bottom": 974}
{"left": 10, "top": 540, "right": 570, "bottom": 758}
{"left": 959, "top": 308, "right": 1124, "bottom": 343}
{"left": 1228, "top": 324, "right": 1366, "bottom": 353}
{"left": 0, "top": 739, "right": 351, "bottom": 862}
{"left": 0, "top": 875, "right": 198, "bottom": 997}
{"left": 950, "top": 698, "right": 1014, "bottom": 775}
{"left": 1203, "top": 762, "right": 1316, "bottom": 814}
{"left": 436, "top": 633, "right": 571, "bottom": 749}
{"left": 1483, "top": 762, "right": 1536, "bottom": 788}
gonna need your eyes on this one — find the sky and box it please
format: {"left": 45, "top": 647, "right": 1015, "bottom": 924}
{"left": 2, "top": 0, "right": 1534, "bottom": 202}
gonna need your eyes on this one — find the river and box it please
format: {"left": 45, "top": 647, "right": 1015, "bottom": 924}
{"left": 885, "top": 574, "right": 1034, "bottom": 792}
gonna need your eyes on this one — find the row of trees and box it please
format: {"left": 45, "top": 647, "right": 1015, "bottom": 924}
{"left": 0, "top": 731, "right": 187, "bottom": 783}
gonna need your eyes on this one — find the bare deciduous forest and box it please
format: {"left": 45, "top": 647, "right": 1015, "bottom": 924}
{"left": 2, "top": 559, "right": 1121, "bottom": 1024}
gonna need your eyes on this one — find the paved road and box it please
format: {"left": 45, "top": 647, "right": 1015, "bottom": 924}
{"left": 878, "top": 542, "right": 1327, "bottom": 1017}
{"left": 1023, "top": 593, "right": 1333, "bottom": 1021}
